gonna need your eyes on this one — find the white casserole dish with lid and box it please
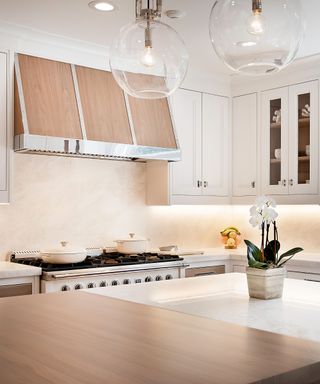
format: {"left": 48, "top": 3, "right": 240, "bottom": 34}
{"left": 114, "top": 233, "right": 149, "bottom": 254}
{"left": 40, "top": 242, "right": 87, "bottom": 264}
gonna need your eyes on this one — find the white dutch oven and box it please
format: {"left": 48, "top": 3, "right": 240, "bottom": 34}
{"left": 40, "top": 242, "right": 87, "bottom": 264}
{"left": 114, "top": 233, "right": 149, "bottom": 254}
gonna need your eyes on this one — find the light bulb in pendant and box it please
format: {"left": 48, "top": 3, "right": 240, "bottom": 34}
{"left": 140, "top": 46, "right": 156, "bottom": 67}
{"left": 247, "top": 12, "right": 266, "bottom": 35}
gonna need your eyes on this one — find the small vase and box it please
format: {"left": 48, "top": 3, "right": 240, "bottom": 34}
{"left": 246, "top": 267, "right": 286, "bottom": 300}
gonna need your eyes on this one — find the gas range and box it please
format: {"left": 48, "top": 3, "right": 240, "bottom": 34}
{"left": 10, "top": 250, "right": 188, "bottom": 293}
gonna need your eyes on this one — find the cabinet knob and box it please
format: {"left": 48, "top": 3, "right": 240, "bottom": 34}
{"left": 282, "top": 179, "right": 287, "bottom": 187}
{"left": 203, "top": 181, "right": 208, "bottom": 188}
{"left": 197, "top": 180, "right": 202, "bottom": 188}
{"left": 251, "top": 181, "right": 256, "bottom": 189}
{"left": 289, "top": 179, "right": 294, "bottom": 186}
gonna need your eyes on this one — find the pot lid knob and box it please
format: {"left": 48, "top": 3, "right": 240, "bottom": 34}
{"left": 129, "top": 233, "right": 135, "bottom": 239}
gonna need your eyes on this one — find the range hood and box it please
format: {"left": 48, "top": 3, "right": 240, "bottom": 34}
{"left": 14, "top": 54, "right": 180, "bottom": 162}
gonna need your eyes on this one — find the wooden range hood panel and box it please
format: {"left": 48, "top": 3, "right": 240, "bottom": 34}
{"left": 129, "top": 96, "right": 177, "bottom": 149}
{"left": 75, "top": 66, "right": 133, "bottom": 144}
{"left": 125, "top": 72, "right": 177, "bottom": 149}
{"left": 14, "top": 54, "right": 180, "bottom": 161}
{"left": 16, "top": 54, "right": 82, "bottom": 139}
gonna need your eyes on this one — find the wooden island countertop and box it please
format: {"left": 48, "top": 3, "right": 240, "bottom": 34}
{"left": 0, "top": 291, "right": 320, "bottom": 384}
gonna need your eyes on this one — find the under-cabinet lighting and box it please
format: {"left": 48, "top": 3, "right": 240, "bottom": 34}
{"left": 88, "top": 1, "right": 116, "bottom": 12}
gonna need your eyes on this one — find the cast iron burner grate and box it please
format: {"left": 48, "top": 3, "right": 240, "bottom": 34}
{"left": 10, "top": 252, "right": 183, "bottom": 272}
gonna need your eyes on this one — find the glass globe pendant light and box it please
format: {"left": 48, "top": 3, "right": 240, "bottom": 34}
{"left": 209, "top": 0, "right": 305, "bottom": 76}
{"left": 109, "top": 0, "right": 189, "bottom": 99}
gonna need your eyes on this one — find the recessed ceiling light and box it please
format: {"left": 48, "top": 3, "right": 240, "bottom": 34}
{"left": 88, "top": 1, "right": 116, "bottom": 12}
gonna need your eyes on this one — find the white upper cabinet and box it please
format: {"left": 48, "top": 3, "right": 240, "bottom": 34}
{"left": 146, "top": 88, "right": 230, "bottom": 205}
{"left": 261, "top": 87, "right": 289, "bottom": 195}
{"left": 170, "top": 89, "right": 229, "bottom": 200}
{"left": 288, "top": 81, "right": 318, "bottom": 195}
{"left": 261, "top": 81, "right": 318, "bottom": 196}
{"left": 202, "top": 93, "right": 229, "bottom": 196}
{"left": 171, "top": 89, "right": 202, "bottom": 196}
{"left": 232, "top": 93, "right": 257, "bottom": 197}
{"left": 0, "top": 52, "right": 8, "bottom": 204}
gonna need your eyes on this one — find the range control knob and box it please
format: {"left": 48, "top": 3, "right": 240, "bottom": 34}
{"left": 123, "top": 279, "right": 131, "bottom": 285}
{"left": 100, "top": 281, "right": 107, "bottom": 287}
{"left": 145, "top": 276, "right": 153, "bottom": 283}
{"left": 87, "top": 282, "right": 96, "bottom": 289}
{"left": 61, "top": 285, "right": 70, "bottom": 292}
{"left": 74, "top": 284, "right": 83, "bottom": 290}
{"left": 165, "top": 275, "right": 173, "bottom": 280}
{"left": 155, "top": 276, "right": 163, "bottom": 281}
{"left": 111, "top": 280, "right": 119, "bottom": 286}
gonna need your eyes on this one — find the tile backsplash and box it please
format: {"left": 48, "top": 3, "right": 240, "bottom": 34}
{"left": 0, "top": 153, "right": 319, "bottom": 260}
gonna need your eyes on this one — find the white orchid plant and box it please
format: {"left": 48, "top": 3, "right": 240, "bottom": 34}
{"left": 245, "top": 196, "right": 303, "bottom": 269}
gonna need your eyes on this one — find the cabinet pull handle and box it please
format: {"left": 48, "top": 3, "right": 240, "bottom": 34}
{"left": 194, "top": 271, "right": 217, "bottom": 277}
{"left": 197, "top": 180, "right": 202, "bottom": 188}
{"left": 203, "top": 181, "right": 208, "bottom": 188}
{"left": 289, "top": 179, "right": 293, "bottom": 186}
{"left": 251, "top": 181, "right": 255, "bottom": 189}
{"left": 282, "top": 179, "right": 287, "bottom": 187}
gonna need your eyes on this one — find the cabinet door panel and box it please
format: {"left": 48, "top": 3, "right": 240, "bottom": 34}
{"left": 202, "top": 94, "right": 229, "bottom": 196}
{"left": 261, "top": 88, "right": 289, "bottom": 195}
{"left": 0, "top": 53, "right": 7, "bottom": 195}
{"left": 170, "top": 89, "right": 202, "bottom": 195}
{"left": 288, "top": 81, "right": 318, "bottom": 195}
{"left": 232, "top": 93, "right": 257, "bottom": 196}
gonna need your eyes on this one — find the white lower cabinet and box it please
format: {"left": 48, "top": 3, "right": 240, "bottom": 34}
{"left": 146, "top": 88, "right": 230, "bottom": 205}
{"left": 0, "top": 276, "right": 40, "bottom": 297}
{"left": 0, "top": 52, "right": 9, "bottom": 204}
{"left": 287, "top": 270, "right": 320, "bottom": 282}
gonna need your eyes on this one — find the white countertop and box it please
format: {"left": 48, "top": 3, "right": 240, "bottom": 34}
{"left": 88, "top": 273, "right": 320, "bottom": 343}
{"left": 170, "top": 247, "right": 320, "bottom": 265}
{"left": 0, "top": 261, "right": 42, "bottom": 279}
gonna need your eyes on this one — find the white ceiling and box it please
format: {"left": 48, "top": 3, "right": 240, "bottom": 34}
{"left": 0, "top": 0, "right": 319, "bottom": 76}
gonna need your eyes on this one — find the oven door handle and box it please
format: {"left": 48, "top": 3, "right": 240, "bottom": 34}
{"left": 50, "top": 263, "right": 189, "bottom": 280}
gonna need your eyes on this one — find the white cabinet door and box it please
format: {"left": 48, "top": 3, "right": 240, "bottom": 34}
{"left": 171, "top": 89, "right": 202, "bottom": 196}
{"left": 232, "top": 93, "right": 257, "bottom": 196}
{"left": 0, "top": 52, "right": 8, "bottom": 203}
{"left": 261, "top": 87, "right": 289, "bottom": 195}
{"left": 202, "top": 93, "right": 229, "bottom": 196}
{"left": 288, "top": 81, "right": 318, "bottom": 195}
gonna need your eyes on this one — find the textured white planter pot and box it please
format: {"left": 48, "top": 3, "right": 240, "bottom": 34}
{"left": 246, "top": 267, "right": 286, "bottom": 300}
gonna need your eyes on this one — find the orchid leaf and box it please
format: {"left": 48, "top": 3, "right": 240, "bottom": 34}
{"left": 248, "top": 259, "right": 269, "bottom": 269}
{"left": 264, "top": 240, "right": 280, "bottom": 264}
{"left": 276, "top": 247, "right": 303, "bottom": 267}
{"left": 244, "top": 240, "right": 262, "bottom": 262}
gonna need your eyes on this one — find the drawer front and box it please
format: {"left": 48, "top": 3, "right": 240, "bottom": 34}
{"left": 185, "top": 265, "right": 225, "bottom": 278}
{"left": 0, "top": 283, "right": 33, "bottom": 298}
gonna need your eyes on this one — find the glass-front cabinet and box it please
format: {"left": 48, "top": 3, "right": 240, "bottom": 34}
{"left": 261, "top": 80, "right": 318, "bottom": 195}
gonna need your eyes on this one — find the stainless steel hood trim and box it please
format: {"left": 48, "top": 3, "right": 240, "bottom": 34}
{"left": 14, "top": 54, "right": 29, "bottom": 134}
{"left": 14, "top": 134, "right": 181, "bottom": 162}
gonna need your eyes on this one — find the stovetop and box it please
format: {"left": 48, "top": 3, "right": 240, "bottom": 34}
{"left": 10, "top": 251, "right": 184, "bottom": 272}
